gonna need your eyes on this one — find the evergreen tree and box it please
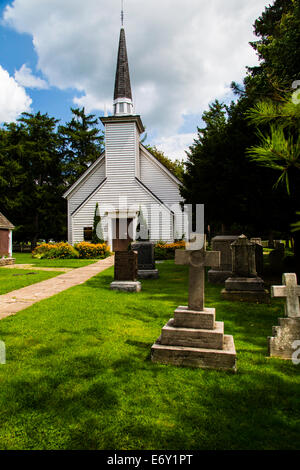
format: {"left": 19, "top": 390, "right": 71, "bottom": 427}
{"left": 92, "top": 203, "right": 104, "bottom": 244}
{"left": 0, "top": 112, "right": 66, "bottom": 247}
{"left": 59, "top": 107, "right": 104, "bottom": 186}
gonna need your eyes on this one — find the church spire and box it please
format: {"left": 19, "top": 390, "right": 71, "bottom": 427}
{"left": 113, "top": 19, "right": 134, "bottom": 115}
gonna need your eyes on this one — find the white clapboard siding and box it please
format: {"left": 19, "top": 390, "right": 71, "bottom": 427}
{"left": 66, "top": 160, "right": 105, "bottom": 243}
{"left": 105, "top": 122, "right": 139, "bottom": 180}
{"left": 140, "top": 149, "right": 185, "bottom": 239}
{"left": 72, "top": 179, "right": 173, "bottom": 244}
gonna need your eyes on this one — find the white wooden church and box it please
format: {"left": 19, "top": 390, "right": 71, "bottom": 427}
{"left": 64, "top": 26, "right": 185, "bottom": 251}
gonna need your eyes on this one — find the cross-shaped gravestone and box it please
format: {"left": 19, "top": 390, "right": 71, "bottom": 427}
{"left": 271, "top": 273, "right": 300, "bottom": 318}
{"left": 175, "top": 244, "right": 220, "bottom": 311}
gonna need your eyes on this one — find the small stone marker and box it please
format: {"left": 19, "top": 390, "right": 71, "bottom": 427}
{"left": 268, "top": 273, "right": 300, "bottom": 359}
{"left": 131, "top": 241, "right": 159, "bottom": 279}
{"left": 110, "top": 250, "right": 141, "bottom": 292}
{"left": 151, "top": 240, "right": 237, "bottom": 371}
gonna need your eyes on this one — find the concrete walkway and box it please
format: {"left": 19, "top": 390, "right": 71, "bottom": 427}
{"left": 0, "top": 256, "right": 114, "bottom": 320}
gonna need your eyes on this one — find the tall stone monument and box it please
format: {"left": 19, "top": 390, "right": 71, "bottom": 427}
{"left": 151, "top": 241, "right": 237, "bottom": 371}
{"left": 208, "top": 235, "right": 239, "bottom": 284}
{"left": 131, "top": 241, "right": 159, "bottom": 279}
{"left": 221, "top": 235, "right": 269, "bottom": 303}
{"left": 110, "top": 250, "right": 141, "bottom": 292}
{"left": 268, "top": 273, "right": 300, "bottom": 359}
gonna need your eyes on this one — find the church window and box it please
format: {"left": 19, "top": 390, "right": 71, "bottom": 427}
{"left": 83, "top": 227, "right": 93, "bottom": 241}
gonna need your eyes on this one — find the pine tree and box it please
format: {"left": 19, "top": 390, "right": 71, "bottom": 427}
{"left": 59, "top": 107, "right": 104, "bottom": 186}
{"left": 92, "top": 203, "right": 104, "bottom": 244}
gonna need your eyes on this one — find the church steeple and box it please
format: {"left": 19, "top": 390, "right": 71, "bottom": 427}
{"left": 113, "top": 26, "right": 134, "bottom": 116}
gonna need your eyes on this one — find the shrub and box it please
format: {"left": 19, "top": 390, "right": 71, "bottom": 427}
{"left": 74, "top": 241, "right": 111, "bottom": 259}
{"left": 154, "top": 240, "right": 185, "bottom": 260}
{"left": 32, "top": 242, "right": 79, "bottom": 259}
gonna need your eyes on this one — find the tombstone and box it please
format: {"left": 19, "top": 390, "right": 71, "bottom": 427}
{"left": 221, "top": 235, "right": 269, "bottom": 303}
{"left": 131, "top": 241, "right": 159, "bottom": 279}
{"left": 250, "top": 238, "right": 264, "bottom": 277}
{"left": 151, "top": 240, "right": 237, "bottom": 371}
{"left": 268, "top": 273, "right": 300, "bottom": 359}
{"left": 110, "top": 250, "right": 141, "bottom": 292}
{"left": 269, "top": 242, "right": 285, "bottom": 273}
{"left": 208, "top": 235, "right": 239, "bottom": 284}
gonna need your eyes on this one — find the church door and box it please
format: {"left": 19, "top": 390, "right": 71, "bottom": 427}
{"left": 112, "top": 218, "right": 133, "bottom": 251}
{"left": 0, "top": 229, "right": 9, "bottom": 256}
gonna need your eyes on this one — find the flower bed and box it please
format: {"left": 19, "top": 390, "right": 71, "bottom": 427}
{"left": 32, "top": 242, "right": 111, "bottom": 260}
{"left": 74, "top": 242, "right": 111, "bottom": 259}
{"left": 154, "top": 240, "right": 185, "bottom": 260}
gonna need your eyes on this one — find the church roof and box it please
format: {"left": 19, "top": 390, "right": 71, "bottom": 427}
{"left": 0, "top": 212, "right": 14, "bottom": 230}
{"left": 114, "top": 27, "right": 132, "bottom": 100}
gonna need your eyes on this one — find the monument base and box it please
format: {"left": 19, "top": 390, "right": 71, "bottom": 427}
{"left": 221, "top": 288, "right": 270, "bottom": 303}
{"left": 151, "top": 335, "right": 236, "bottom": 371}
{"left": 208, "top": 270, "right": 232, "bottom": 284}
{"left": 0, "top": 258, "right": 15, "bottom": 267}
{"left": 225, "top": 276, "right": 265, "bottom": 291}
{"left": 138, "top": 269, "right": 159, "bottom": 279}
{"left": 110, "top": 281, "right": 141, "bottom": 292}
{"left": 268, "top": 317, "right": 300, "bottom": 360}
{"left": 151, "top": 305, "right": 237, "bottom": 371}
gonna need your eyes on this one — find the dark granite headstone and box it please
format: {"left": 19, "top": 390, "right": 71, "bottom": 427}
{"left": 114, "top": 250, "right": 138, "bottom": 281}
{"left": 131, "top": 242, "right": 155, "bottom": 270}
{"left": 131, "top": 241, "right": 159, "bottom": 279}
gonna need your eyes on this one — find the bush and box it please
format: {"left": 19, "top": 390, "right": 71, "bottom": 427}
{"left": 154, "top": 240, "right": 185, "bottom": 260}
{"left": 74, "top": 241, "right": 111, "bottom": 259}
{"left": 32, "top": 242, "right": 79, "bottom": 259}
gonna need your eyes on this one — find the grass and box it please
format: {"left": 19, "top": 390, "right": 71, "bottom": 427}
{"left": 13, "top": 252, "right": 99, "bottom": 269}
{"left": 0, "top": 260, "right": 299, "bottom": 450}
{"left": 0, "top": 268, "right": 62, "bottom": 295}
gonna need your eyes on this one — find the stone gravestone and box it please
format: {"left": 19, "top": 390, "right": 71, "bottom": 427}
{"left": 110, "top": 250, "right": 141, "bottom": 292}
{"left": 268, "top": 273, "right": 300, "bottom": 359}
{"left": 151, "top": 241, "right": 237, "bottom": 371}
{"left": 250, "top": 238, "right": 264, "bottom": 277}
{"left": 131, "top": 241, "right": 159, "bottom": 279}
{"left": 269, "top": 242, "right": 285, "bottom": 273}
{"left": 208, "top": 235, "right": 239, "bottom": 284}
{"left": 221, "top": 234, "right": 269, "bottom": 303}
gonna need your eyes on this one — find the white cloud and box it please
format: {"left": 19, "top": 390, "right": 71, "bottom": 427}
{"left": 14, "top": 64, "right": 48, "bottom": 89}
{"left": 3, "top": 0, "right": 271, "bottom": 155}
{"left": 0, "top": 65, "right": 32, "bottom": 123}
{"left": 154, "top": 133, "right": 198, "bottom": 162}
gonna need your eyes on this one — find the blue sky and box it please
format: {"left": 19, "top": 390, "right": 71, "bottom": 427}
{"left": 0, "top": 0, "right": 271, "bottom": 159}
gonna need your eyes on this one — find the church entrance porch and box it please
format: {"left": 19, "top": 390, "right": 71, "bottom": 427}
{"left": 112, "top": 217, "right": 133, "bottom": 251}
{"left": 106, "top": 208, "right": 139, "bottom": 253}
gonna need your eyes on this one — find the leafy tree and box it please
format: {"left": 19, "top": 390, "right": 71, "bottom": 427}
{"left": 0, "top": 112, "right": 66, "bottom": 247}
{"left": 59, "top": 107, "right": 104, "bottom": 186}
{"left": 145, "top": 145, "right": 185, "bottom": 181}
{"left": 245, "top": 0, "right": 300, "bottom": 99}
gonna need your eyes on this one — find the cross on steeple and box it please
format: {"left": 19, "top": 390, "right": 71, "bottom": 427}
{"left": 271, "top": 273, "right": 300, "bottom": 318}
{"left": 121, "top": 0, "right": 124, "bottom": 27}
{"left": 175, "top": 240, "right": 220, "bottom": 311}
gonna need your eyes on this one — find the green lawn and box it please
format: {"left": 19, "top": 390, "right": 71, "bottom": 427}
{"left": 13, "top": 252, "right": 99, "bottom": 269}
{"left": 0, "top": 261, "right": 299, "bottom": 450}
{"left": 0, "top": 268, "right": 62, "bottom": 295}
